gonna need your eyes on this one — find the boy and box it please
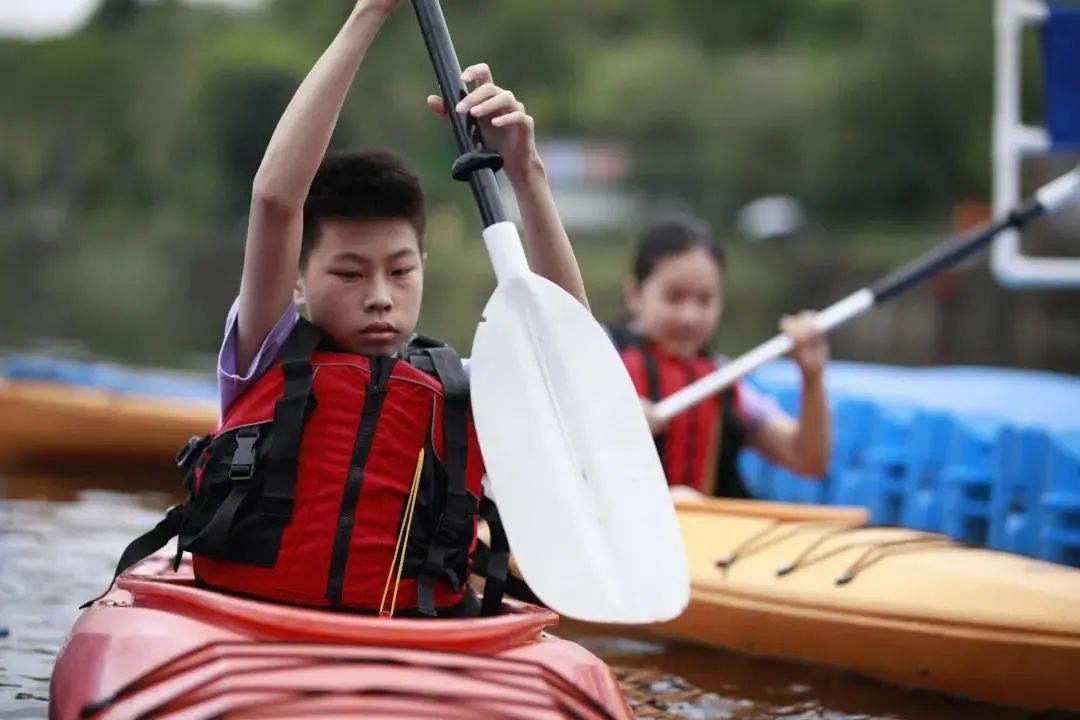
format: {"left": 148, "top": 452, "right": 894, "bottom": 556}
{"left": 105, "top": 0, "right": 587, "bottom": 618}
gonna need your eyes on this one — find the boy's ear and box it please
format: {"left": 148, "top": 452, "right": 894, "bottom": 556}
{"left": 293, "top": 276, "right": 306, "bottom": 309}
{"left": 623, "top": 277, "right": 641, "bottom": 317}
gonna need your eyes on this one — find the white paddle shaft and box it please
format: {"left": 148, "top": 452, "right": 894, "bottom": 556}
{"left": 483, "top": 222, "right": 530, "bottom": 282}
{"left": 653, "top": 289, "right": 874, "bottom": 422}
{"left": 1036, "top": 166, "right": 1080, "bottom": 214}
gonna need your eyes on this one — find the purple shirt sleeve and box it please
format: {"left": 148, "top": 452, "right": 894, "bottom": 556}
{"left": 735, "top": 380, "right": 783, "bottom": 439}
{"left": 217, "top": 298, "right": 300, "bottom": 420}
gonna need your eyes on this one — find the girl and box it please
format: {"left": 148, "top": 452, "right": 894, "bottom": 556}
{"left": 612, "top": 218, "right": 831, "bottom": 499}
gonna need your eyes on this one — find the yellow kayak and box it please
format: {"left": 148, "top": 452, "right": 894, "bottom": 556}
{"left": 581, "top": 498, "right": 1080, "bottom": 711}
{"left": 0, "top": 379, "right": 217, "bottom": 469}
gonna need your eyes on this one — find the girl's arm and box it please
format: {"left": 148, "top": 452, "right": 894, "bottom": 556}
{"left": 748, "top": 312, "right": 831, "bottom": 476}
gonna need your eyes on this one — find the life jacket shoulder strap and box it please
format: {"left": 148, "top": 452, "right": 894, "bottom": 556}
{"left": 404, "top": 342, "right": 482, "bottom": 616}
{"left": 477, "top": 496, "right": 514, "bottom": 614}
{"left": 604, "top": 321, "right": 639, "bottom": 354}
{"left": 403, "top": 332, "right": 450, "bottom": 352}
{"left": 260, "top": 318, "right": 322, "bottom": 518}
{"left": 715, "top": 384, "right": 752, "bottom": 498}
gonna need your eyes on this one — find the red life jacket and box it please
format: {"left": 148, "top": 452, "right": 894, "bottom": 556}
{"left": 609, "top": 324, "right": 750, "bottom": 498}
{"left": 94, "top": 319, "right": 509, "bottom": 618}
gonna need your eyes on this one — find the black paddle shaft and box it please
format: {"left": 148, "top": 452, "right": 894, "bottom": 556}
{"left": 412, "top": 0, "right": 507, "bottom": 228}
{"left": 869, "top": 199, "right": 1043, "bottom": 304}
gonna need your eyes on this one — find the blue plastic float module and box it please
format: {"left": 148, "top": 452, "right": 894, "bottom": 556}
{"left": 751, "top": 360, "right": 1080, "bottom": 433}
{"left": 1, "top": 354, "right": 217, "bottom": 402}
{"left": 938, "top": 418, "right": 1001, "bottom": 547}
{"left": 900, "top": 410, "right": 955, "bottom": 533}
{"left": 990, "top": 425, "right": 1053, "bottom": 556}
{"left": 1044, "top": 433, "right": 1080, "bottom": 567}
{"left": 829, "top": 405, "right": 914, "bottom": 524}
{"left": 1045, "top": 4, "right": 1080, "bottom": 148}
{"left": 741, "top": 359, "right": 1080, "bottom": 566}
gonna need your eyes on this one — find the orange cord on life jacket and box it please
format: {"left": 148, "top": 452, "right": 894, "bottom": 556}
{"left": 380, "top": 448, "right": 426, "bottom": 618}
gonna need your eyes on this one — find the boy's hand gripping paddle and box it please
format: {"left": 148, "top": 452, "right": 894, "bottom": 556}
{"left": 411, "top": 0, "right": 689, "bottom": 623}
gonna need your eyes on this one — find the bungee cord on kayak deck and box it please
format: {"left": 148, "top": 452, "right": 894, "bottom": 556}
{"left": 715, "top": 515, "right": 965, "bottom": 585}
{"left": 834, "top": 535, "right": 958, "bottom": 587}
{"left": 715, "top": 520, "right": 864, "bottom": 572}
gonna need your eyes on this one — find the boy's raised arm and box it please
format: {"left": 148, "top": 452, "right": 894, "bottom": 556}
{"left": 236, "top": 0, "right": 402, "bottom": 373}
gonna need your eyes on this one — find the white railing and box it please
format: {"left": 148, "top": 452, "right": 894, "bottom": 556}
{"left": 993, "top": 0, "right": 1080, "bottom": 287}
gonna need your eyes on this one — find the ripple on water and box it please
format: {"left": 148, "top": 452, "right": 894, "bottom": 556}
{"left": 2, "top": 484, "right": 171, "bottom": 716}
{"left": 2, "top": 477, "right": 1077, "bottom": 720}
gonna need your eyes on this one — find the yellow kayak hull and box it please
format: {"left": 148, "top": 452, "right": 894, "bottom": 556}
{"left": 588, "top": 498, "right": 1080, "bottom": 711}
{"left": 0, "top": 380, "right": 217, "bottom": 468}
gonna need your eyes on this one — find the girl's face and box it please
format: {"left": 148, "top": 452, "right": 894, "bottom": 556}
{"left": 625, "top": 247, "right": 724, "bottom": 359}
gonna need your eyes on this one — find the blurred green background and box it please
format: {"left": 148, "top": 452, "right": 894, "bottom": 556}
{"left": 2, "top": 0, "right": 1078, "bottom": 372}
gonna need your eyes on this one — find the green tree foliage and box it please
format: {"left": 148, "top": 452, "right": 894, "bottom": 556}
{"left": 89, "top": 0, "right": 143, "bottom": 31}
{"left": 0, "top": 0, "right": 1058, "bottom": 366}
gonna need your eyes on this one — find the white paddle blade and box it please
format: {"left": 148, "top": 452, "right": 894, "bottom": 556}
{"left": 471, "top": 272, "right": 689, "bottom": 624}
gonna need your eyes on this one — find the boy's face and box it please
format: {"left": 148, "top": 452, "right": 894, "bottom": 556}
{"left": 625, "top": 247, "right": 725, "bottom": 359}
{"left": 296, "top": 217, "right": 424, "bottom": 356}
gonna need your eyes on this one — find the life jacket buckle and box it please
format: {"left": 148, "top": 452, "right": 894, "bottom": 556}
{"left": 432, "top": 514, "right": 468, "bottom": 545}
{"left": 229, "top": 426, "right": 260, "bottom": 483}
{"left": 176, "top": 435, "right": 211, "bottom": 469}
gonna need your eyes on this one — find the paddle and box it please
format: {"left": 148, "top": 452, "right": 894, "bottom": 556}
{"left": 411, "top": 0, "right": 689, "bottom": 624}
{"left": 654, "top": 165, "right": 1080, "bottom": 422}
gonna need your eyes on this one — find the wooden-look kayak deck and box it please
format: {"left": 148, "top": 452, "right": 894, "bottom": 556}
{"left": 567, "top": 498, "right": 1080, "bottom": 712}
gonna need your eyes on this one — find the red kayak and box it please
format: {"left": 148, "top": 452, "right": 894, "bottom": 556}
{"left": 50, "top": 555, "right": 631, "bottom": 719}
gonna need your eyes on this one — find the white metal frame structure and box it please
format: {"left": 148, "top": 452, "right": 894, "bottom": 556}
{"left": 994, "top": 0, "right": 1080, "bottom": 287}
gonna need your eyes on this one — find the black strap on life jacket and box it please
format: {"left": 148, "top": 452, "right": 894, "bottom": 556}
{"left": 477, "top": 496, "right": 509, "bottom": 616}
{"left": 78, "top": 504, "right": 188, "bottom": 609}
{"left": 178, "top": 318, "right": 322, "bottom": 567}
{"left": 715, "top": 390, "right": 751, "bottom": 499}
{"left": 406, "top": 339, "right": 507, "bottom": 616}
{"left": 78, "top": 433, "right": 211, "bottom": 609}
{"left": 262, "top": 318, "right": 322, "bottom": 519}
{"left": 469, "top": 498, "right": 544, "bottom": 608}
{"left": 607, "top": 323, "right": 666, "bottom": 460}
{"left": 184, "top": 424, "right": 260, "bottom": 555}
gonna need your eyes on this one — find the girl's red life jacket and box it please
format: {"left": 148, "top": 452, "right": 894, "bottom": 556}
{"left": 608, "top": 324, "right": 751, "bottom": 498}
{"left": 92, "top": 319, "right": 507, "bottom": 618}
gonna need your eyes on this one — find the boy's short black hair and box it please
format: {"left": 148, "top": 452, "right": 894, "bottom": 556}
{"left": 300, "top": 149, "right": 426, "bottom": 269}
